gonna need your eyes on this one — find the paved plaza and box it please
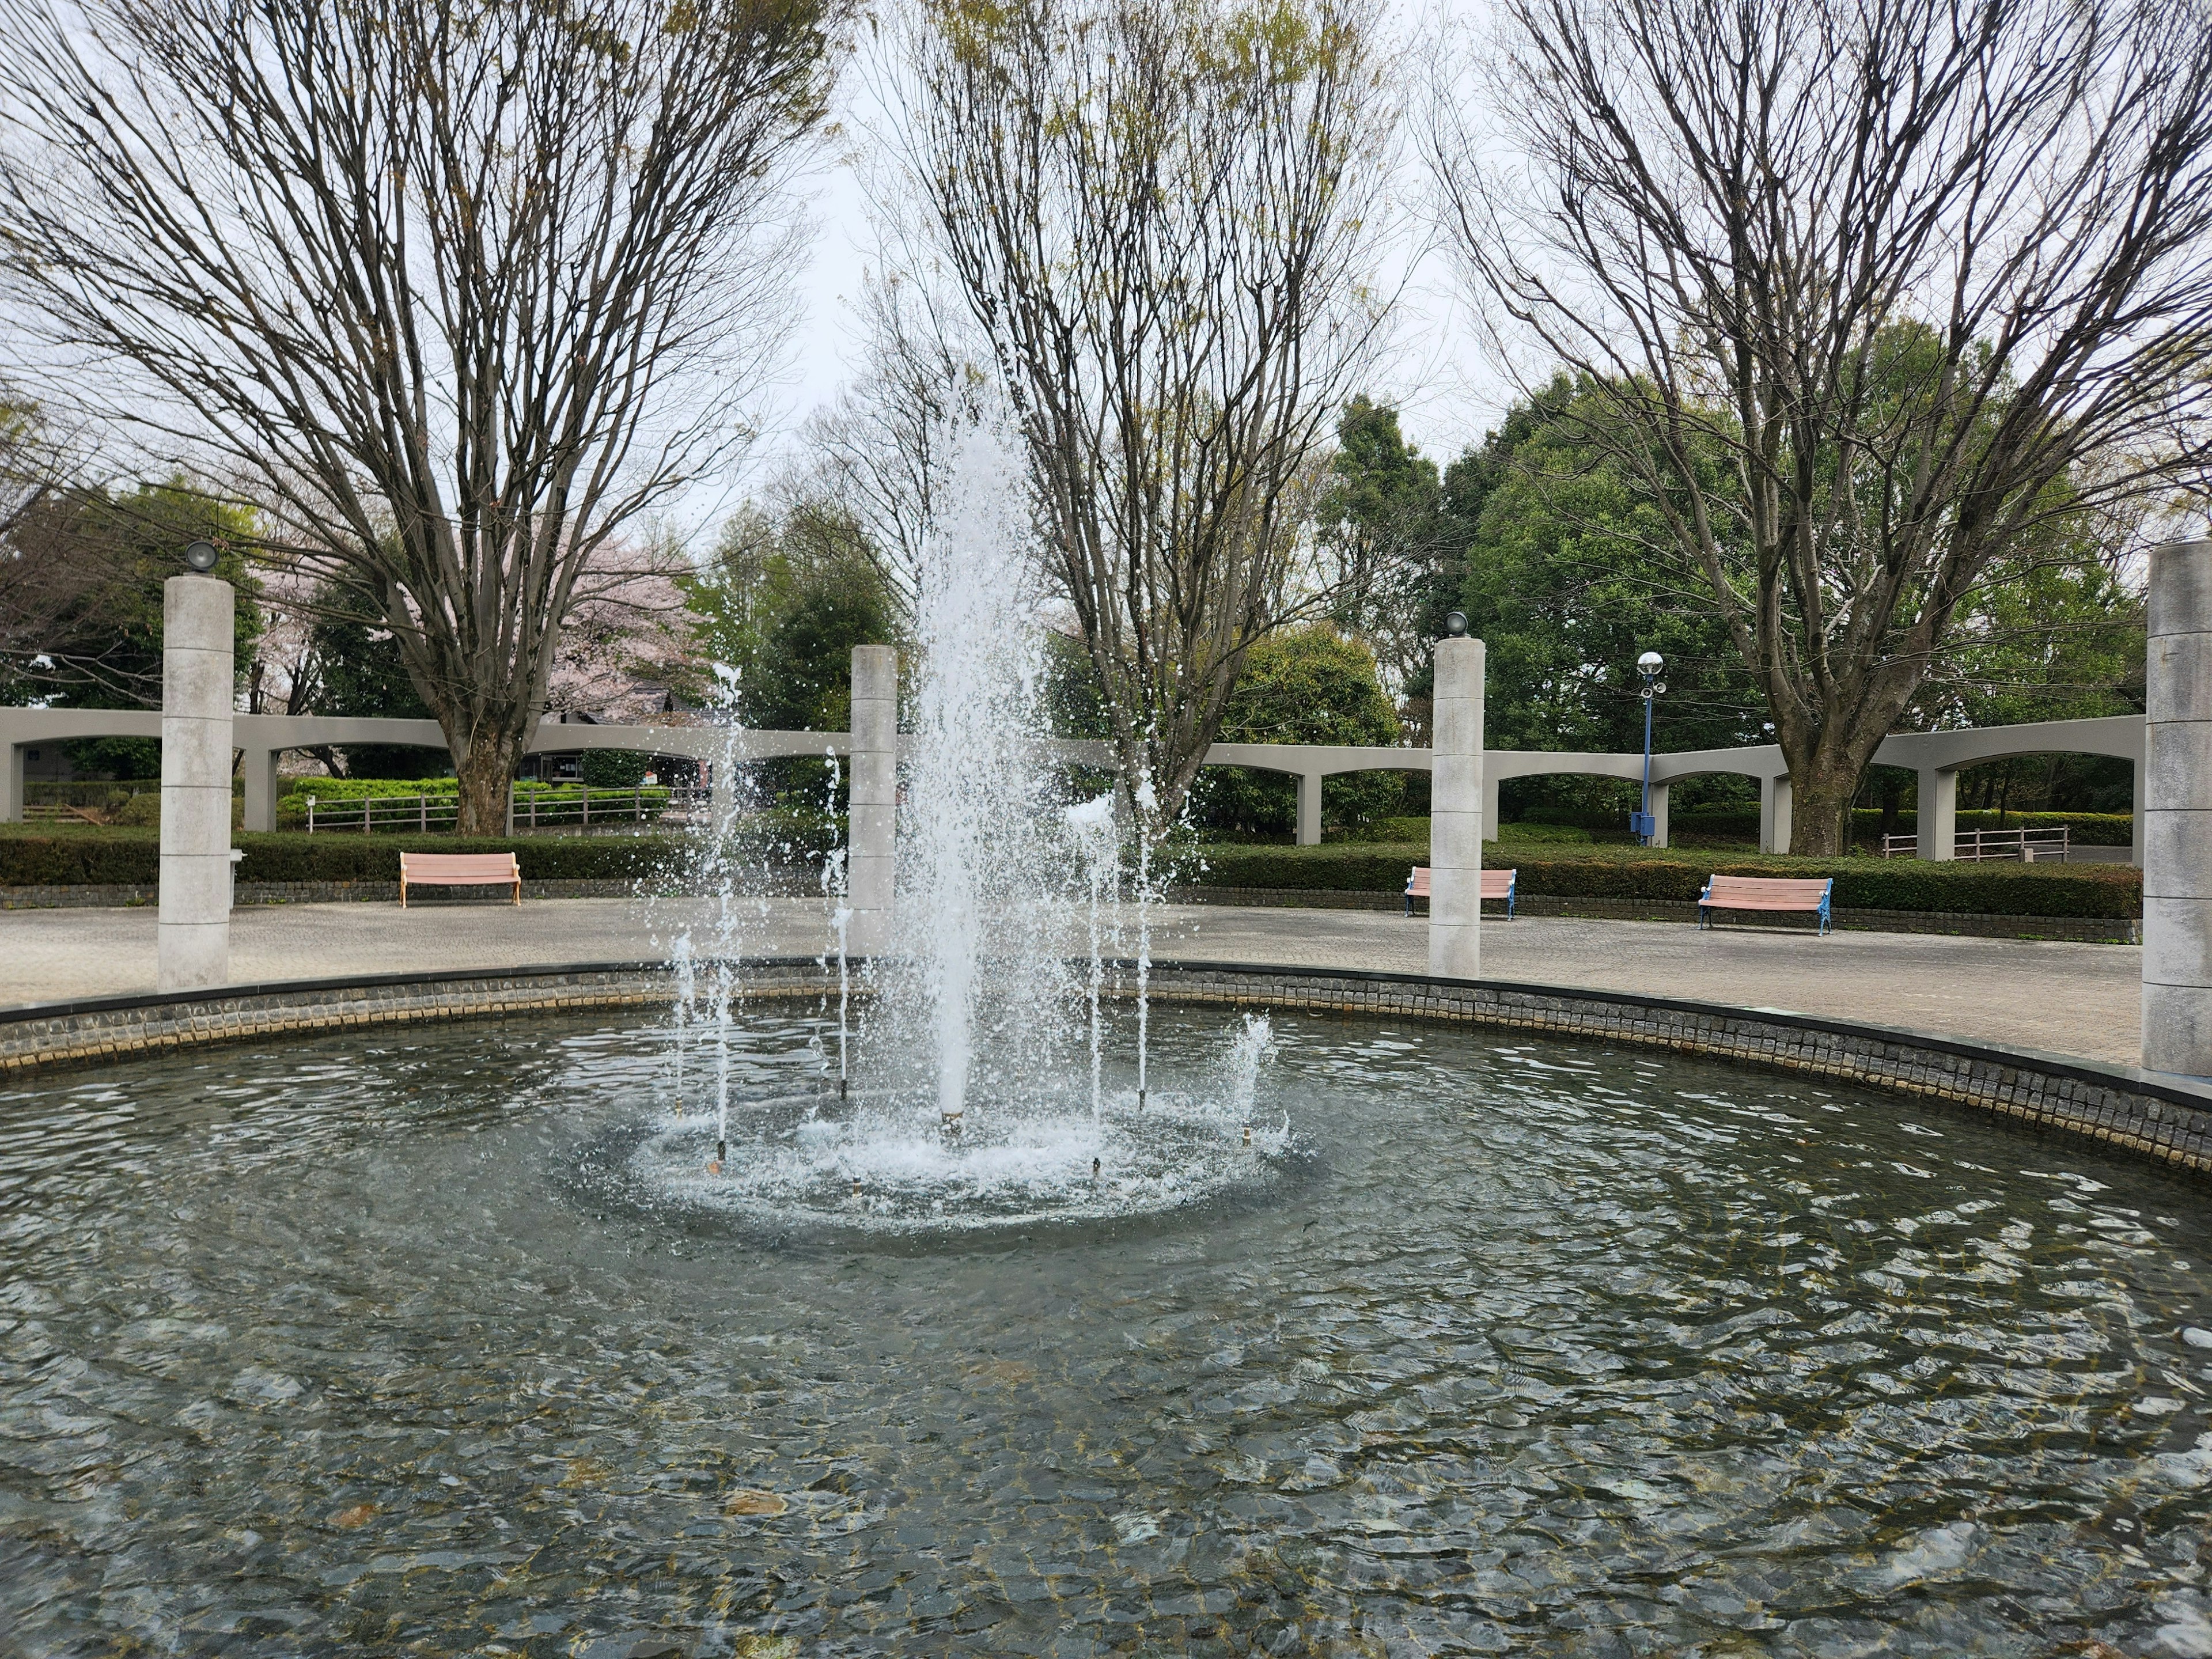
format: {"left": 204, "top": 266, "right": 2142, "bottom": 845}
{"left": 0, "top": 896, "right": 2144, "bottom": 1066}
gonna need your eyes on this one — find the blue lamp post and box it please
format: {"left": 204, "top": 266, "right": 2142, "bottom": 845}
{"left": 1632, "top": 650, "right": 1665, "bottom": 844}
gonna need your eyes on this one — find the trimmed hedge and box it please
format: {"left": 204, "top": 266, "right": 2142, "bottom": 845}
{"left": 1183, "top": 839, "right": 2143, "bottom": 918}
{"left": 0, "top": 830, "right": 700, "bottom": 887}
{"left": 0, "top": 826, "right": 2146, "bottom": 918}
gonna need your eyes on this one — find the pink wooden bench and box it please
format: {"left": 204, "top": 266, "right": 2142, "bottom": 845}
{"left": 1404, "top": 866, "right": 1516, "bottom": 918}
{"left": 1698, "top": 874, "right": 1832, "bottom": 935}
{"left": 399, "top": 851, "right": 522, "bottom": 907}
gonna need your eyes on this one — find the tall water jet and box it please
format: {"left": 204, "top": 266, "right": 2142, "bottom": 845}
{"left": 895, "top": 424, "right": 1051, "bottom": 1126}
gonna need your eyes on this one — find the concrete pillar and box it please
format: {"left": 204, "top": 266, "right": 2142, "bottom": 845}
{"left": 241, "top": 747, "right": 281, "bottom": 833}
{"left": 1, "top": 743, "right": 21, "bottom": 823}
{"left": 847, "top": 645, "right": 897, "bottom": 957}
{"left": 2142, "top": 539, "right": 2212, "bottom": 1075}
{"left": 1647, "top": 781, "right": 1670, "bottom": 849}
{"left": 1427, "top": 637, "right": 1484, "bottom": 980}
{"left": 158, "top": 574, "right": 234, "bottom": 993}
{"left": 1295, "top": 771, "right": 1322, "bottom": 846}
{"left": 1759, "top": 774, "right": 1793, "bottom": 854}
{"left": 1481, "top": 775, "right": 1499, "bottom": 843}
{"left": 2133, "top": 756, "right": 2146, "bottom": 868}
{"left": 1917, "top": 766, "right": 1957, "bottom": 860}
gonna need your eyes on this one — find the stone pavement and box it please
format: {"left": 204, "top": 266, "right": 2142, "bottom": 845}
{"left": 0, "top": 896, "right": 2144, "bottom": 1067}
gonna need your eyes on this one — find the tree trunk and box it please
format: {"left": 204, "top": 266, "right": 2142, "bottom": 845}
{"left": 1781, "top": 729, "right": 1891, "bottom": 856}
{"left": 451, "top": 726, "right": 526, "bottom": 837}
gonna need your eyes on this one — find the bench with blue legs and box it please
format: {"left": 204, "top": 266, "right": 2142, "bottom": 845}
{"left": 1697, "top": 874, "right": 1832, "bottom": 935}
{"left": 1404, "top": 866, "right": 1516, "bottom": 918}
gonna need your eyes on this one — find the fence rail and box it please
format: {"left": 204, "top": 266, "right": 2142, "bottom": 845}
{"left": 1880, "top": 827, "right": 2071, "bottom": 862}
{"left": 301, "top": 785, "right": 699, "bottom": 834}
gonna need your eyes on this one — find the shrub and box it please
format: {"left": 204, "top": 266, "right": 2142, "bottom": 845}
{"left": 1180, "top": 839, "right": 2142, "bottom": 918}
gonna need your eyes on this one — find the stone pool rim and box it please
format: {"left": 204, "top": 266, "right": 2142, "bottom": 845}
{"left": 1, "top": 956, "right": 2206, "bottom": 1177}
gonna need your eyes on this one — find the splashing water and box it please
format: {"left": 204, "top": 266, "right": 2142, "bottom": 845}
{"left": 1224, "top": 1012, "right": 1276, "bottom": 1126}
{"left": 1065, "top": 793, "right": 1120, "bottom": 1122}
{"left": 891, "top": 424, "right": 1054, "bottom": 1126}
{"left": 648, "top": 422, "right": 1293, "bottom": 1232}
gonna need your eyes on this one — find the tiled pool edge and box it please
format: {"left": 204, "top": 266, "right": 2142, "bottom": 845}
{"left": 2, "top": 959, "right": 2205, "bottom": 1177}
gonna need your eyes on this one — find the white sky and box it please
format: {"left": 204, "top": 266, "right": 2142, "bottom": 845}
{"left": 736, "top": 0, "right": 1514, "bottom": 530}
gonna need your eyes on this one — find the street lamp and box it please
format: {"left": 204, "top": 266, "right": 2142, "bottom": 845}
{"left": 1633, "top": 650, "right": 1665, "bottom": 844}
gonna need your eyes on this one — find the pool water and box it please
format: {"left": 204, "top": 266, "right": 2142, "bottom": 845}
{"left": 1, "top": 1007, "right": 2208, "bottom": 1657}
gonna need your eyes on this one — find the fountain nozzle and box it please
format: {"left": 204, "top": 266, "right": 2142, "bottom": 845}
{"left": 1243, "top": 1125, "right": 1252, "bottom": 1146}
{"left": 1137, "top": 1089, "right": 1146, "bottom": 1111}
{"left": 709, "top": 1137, "right": 726, "bottom": 1175}
{"left": 1092, "top": 1156, "right": 1101, "bottom": 1179}
{"left": 839, "top": 1077, "right": 849, "bottom": 1102}
{"left": 851, "top": 1177, "right": 862, "bottom": 1198}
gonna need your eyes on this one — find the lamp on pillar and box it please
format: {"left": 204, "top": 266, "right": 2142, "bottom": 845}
{"left": 1631, "top": 651, "right": 1665, "bottom": 844}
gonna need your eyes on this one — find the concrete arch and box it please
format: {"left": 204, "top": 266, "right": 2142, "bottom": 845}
{"left": 0, "top": 704, "right": 2148, "bottom": 858}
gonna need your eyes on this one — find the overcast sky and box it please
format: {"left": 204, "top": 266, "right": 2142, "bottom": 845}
{"left": 739, "top": 0, "right": 1514, "bottom": 521}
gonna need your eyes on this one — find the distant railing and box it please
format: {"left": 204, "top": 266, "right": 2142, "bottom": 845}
{"left": 300, "top": 784, "right": 700, "bottom": 834}
{"left": 1880, "top": 827, "right": 2071, "bottom": 862}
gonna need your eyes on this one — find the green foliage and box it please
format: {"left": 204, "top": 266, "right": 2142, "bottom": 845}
{"left": 683, "top": 500, "right": 895, "bottom": 732}
{"left": 1189, "top": 624, "right": 1404, "bottom": 834}
{"left": 7, "top": 480, "right": 263, "bottom": 779}
{"left": 1179, "top": 839, "right": 2141, "bottom": 917}
{"left": 0, "top": 830, "right": 693, "bottom": 887}
{"left": 1313, "top": 397, "right": 1446, "bottom": 684}
{"left": 580, "top": 749, "right": 653, "bottom": 789}
{"left": 293, "top": 579, "right": 441, "bottom": 777}
{"left": 1448, "top": 377, "right": 1760, "bottom": 765}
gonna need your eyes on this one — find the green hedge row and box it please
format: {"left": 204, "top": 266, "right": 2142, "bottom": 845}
{"left": 1182, "top": 840, "right": 2143, "bottom": 918}
{"left": 0, "top": 831, "right": 699, "bottom": 887}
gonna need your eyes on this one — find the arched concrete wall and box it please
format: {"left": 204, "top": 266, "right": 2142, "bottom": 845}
{"left": 0, "top": 706, "right": 2148, "bottom": 858}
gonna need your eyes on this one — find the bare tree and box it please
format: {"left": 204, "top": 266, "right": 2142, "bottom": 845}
{"left": 0, "top": 0, "right": 846, "bottom": 830}
{"left": 790, "top": 272, "right": 993, "bottom": 613}
{"left": 1433, "top": 0, "right": 2212, "bottom": 853}
{"left": 891, "top": 0, "right": 1399, "bottom": 832}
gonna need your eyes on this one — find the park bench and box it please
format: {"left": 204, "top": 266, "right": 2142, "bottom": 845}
{"left": 1403, "top": 866, "right": 1517, "bottom": 919}
{"left": 398, "top": 851, "right": 522, "bottom": 908}
{"left": 1697, "top": 874, "right": 1832, "bottom": 935}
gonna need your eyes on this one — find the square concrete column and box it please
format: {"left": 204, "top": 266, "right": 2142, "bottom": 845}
{"left": 2142, "top": 539, "right": 2212, "bottom": 1075}
{"left": 1647, "top": 781, "right": 1670, "bottom": 849}
{"left": 241, "top": 746, "right": 282, "bottom": 834}
{"left": 1, "top": 743, "right": 21, "bottom": 823}
{"left": 159, "top": 574, "right": 235, "bottom": 993}
{"left": 2133, "top": 756, "right": 2145, "bottom": 868}
{"left": 1481, "top": 775, "right": 1499, "bottom": 843}
{"left": 846, "top": 645, "right": 898, "bottom": 957}
{"left": 1296, "top": 772, "right": 1322, "bottom": 846}
{"left": 1759, "top": 774, "right": 1793, "bottom": 854}
{"left": 1427, "top": 637, "right": 1484, "bottom": 980}
{"left": 1916, "top": 767, "right": 1956, "bottom": 860}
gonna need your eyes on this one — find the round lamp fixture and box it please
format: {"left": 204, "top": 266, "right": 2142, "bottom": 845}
{"left": 1637, "top": 650, "right": 1664, "bottom": 675}
{"left": 183, "top": 539, "right": 220, "bottom": 573}
{"left": 1444, "top": 611, "right": 1469, "bottom": 637}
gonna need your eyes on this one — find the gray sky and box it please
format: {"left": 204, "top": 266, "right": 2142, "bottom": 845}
{"left": 746, "top": 3, "right": 1515, "bottom": 514}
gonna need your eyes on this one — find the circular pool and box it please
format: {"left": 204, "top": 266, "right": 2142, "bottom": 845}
{"left": 1, "top": 1006, "right": 2208, "bottom": 1657}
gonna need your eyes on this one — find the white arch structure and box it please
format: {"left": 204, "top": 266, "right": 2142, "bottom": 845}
{"left": 0, "top": 706, "right": 2146, "bottom": 862}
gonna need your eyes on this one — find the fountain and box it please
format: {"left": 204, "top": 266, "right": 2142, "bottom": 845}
{"left": 3, "top": 440, "right": 2209, "bottom": 1657}
{"left": 619, "top": 425, "right": 1287, "bottom": 1237}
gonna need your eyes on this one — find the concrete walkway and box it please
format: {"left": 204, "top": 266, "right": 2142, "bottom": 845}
{"left": 0, "top": 897, "right": 2145, "bottom": 1067}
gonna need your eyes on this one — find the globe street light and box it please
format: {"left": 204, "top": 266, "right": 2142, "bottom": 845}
{"left": 1633, "top": 651, "right": 1665, "bottom": 844}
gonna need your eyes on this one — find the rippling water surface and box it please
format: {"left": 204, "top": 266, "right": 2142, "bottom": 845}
{"left": 2, "top": 1008, "right": 2210, "bottom": 1658}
